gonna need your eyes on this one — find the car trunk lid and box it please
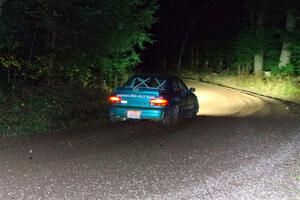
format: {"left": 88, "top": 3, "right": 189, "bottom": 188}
{"left": 114, "top": 87, "right": 160, "bottom": 108}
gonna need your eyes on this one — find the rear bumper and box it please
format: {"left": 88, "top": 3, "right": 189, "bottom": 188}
{"left": 109, "top": 106, "right": 165, "bottom": 120}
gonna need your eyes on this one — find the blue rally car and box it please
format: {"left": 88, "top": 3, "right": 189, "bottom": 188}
{"left": 108, "top": 74, "right": 199, "bottom": 125}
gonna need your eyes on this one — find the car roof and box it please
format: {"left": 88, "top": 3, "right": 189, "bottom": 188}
{"left": 132, "top": 73, "right": 178, "bottom": 80}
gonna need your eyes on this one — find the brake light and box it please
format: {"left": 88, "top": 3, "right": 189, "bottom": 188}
{"left": 109, "top": 96, "right": 121, "bottom": 104}
{"left": 150, "top": 98, "right": 169, "bottom": 106}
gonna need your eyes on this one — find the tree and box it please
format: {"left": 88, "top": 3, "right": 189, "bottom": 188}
{"left": 233, "top": 0, "right": 282, "bottom": 76}
{"left": 253, "top": 10, "right": 264, "bottom": 75}
{"left": 0, "top": 0, "right": 157, "bottom": 86}
{"left": 0, "top": 0, "right": 4, "bottom": 15}
{"left": 279, "top": 8, "right": 296, "bottom": 68}
{"left": 177, "top": 16, "right": 199, "bottom": 72}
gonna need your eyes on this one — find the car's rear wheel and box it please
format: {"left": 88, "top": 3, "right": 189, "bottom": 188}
{"left": 109, "top": 115, "right": 118, "bottom": 123}
{"left": 190, "top": 100, "right": 199, "bottom": 118}
{"left": 162, "top": 105, "right": 179, "bottom": 126}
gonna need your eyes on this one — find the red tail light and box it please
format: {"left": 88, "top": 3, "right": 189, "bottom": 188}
{"left": 150, "top": 98, "right": 169, "bottom": 106}
{"left": 109, "top": 96, "right": 121, "bottom": 104}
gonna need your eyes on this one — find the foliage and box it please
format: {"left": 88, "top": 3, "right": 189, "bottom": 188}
{"left": 0, "top": 0, "right": 157, "bottom": 136}
{"left": 169, "top": 0, "right": 300, "bottom": 78}
{"left": 232, "top": 28, "right": 258, "bottom": 69}
{"left": 0, "top": 86, "right": 108, "bottom": 137}
{"left": 271, "top": 64, "right": 300, "bottom": 76}
{"left": 198, "top": 73, "right": 300, "bottom": 103}
{"left": 291, "top": 32, "right": 300, "bottom": 74}
{"left": 231, "top": 24, "right": 283, "bottom": 72}
{"left": 0, "top": 0, "right": 157, "bottom": 86}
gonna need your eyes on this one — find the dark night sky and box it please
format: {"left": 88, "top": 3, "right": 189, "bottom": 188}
{"left": 140, "top": 0, "right": 245, "bottom": 71}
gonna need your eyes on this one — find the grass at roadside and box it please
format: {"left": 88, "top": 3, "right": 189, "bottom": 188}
{"left": 203, "top": 74, "right": 300, "bottom": 103}
{"left": 178, "top": 70, "right": 300, "bottom": 104}
{"left": 0, "top": 85, "right": 109, "bottom": 137}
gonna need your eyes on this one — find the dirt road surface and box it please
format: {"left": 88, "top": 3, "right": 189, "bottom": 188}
{"left": 1, "top": 81, "right": 299, "bottom": 200}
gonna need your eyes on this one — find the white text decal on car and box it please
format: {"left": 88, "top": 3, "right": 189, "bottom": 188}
{"left": 118, "top": 94, "right": 155, "bottom": 99}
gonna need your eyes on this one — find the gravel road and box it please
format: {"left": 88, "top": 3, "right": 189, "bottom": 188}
{"left": 0, "top": 81, "right": 299, "bottom": 200}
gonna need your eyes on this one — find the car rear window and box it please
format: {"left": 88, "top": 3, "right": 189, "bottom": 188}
{"left": 124, "top": 76, "right": 168, "bottom": 90}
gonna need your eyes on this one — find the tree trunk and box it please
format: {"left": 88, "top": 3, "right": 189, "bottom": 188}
{"left": 254, "top": 11, "right": 264, "bottom": 76}
{"left": 254, "top": 51, "right": 263, "bottom": 75}
{"left": 195, "top": 46, "right": 200, "bottom": 69}
{"left": 191, "top": 47, "right": 194, "bottom": 69}
{"left": 279, "top": 9, "right": 296, "bottom": 68}
{"left": 204, "top": 50, "right": 209, "bottom": 71}
{"left": 219, "top": 58, "right": 224, "bottom": 72}
{"left": 177, "top": 32, "right": 189, "bottom": 72}
{"left": 177, "top": 16, "right": 199, "bottom": 72}
{"left": 246, "top": 61, "right": 251, "bottom": 74}
{"left": 163, "top": 49, "right": 167, "bottom": 71}
{"left": 237, "top": 65, "right": 241, "bottom": 75}
{"left": 29, "top": 25, "right": 38, "bottom": 62}
{"left": 49, "top": 29, "right": 57, "bottom": 72}
{"left": 47, "top": 11, "right": 57, "bottom": 85}
{"left": 0, "top": 0, "right": 4, "bottom": 15}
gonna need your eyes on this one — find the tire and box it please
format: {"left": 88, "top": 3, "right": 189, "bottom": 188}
{"left": 109, "top": 115, "right": 118, "bottom": 123}
{"left": 162, "top": 105, "right": 179, "bottom": 126}
{"left": 190, "top": 99, "right": 199, "bottom": 118}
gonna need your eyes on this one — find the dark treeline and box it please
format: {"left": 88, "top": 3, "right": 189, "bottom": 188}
{"left": 142, "top": 0, "right": 300, "bottom": 76}
{"left": 0, "top": 0, "right": 157, "bottom": 136}
{"left": 0, "top": 0, "right": 157, "bottom": 88}
{"left": 1, "top": 0, "right": 300, "bottom": 88}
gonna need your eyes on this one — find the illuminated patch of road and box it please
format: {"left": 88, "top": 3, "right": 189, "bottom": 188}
{"left": 186, "top": 81, "right": 267, "bottom": 117}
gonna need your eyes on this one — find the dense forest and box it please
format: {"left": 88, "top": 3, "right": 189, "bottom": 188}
{"left": 143, "top": 0, "right": 300, "bottom": 75}
{"left": 0, "top": 0, "right": 299, "bottom": 136}
{"left": 0, "top": 0, "right": 157, "bottom": 87}
{"left": 0, "top": 0, "right": 157, "bottom": 135}
{"left": 142, "top": 0, "right": 300, "bottom": 107}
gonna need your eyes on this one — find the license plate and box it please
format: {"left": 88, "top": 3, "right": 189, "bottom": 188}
{"left": 127, "top": 111, "right": 141, "bottom": 119}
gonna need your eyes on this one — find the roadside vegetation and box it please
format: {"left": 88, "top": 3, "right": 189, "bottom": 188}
{"left": 0, "top": 0, "right": 157, "bottom": 136}
{"left": 0, "top": 85, "right": 108, "bottom": 136}
{"left": 176, "top": 69, "right": 300, "bottom": 104}
{"left": 168, "top": 1, "right": 300, "bottom": 104}
{"left": 200, "top": 73, "right": 300, "bottom": 104}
